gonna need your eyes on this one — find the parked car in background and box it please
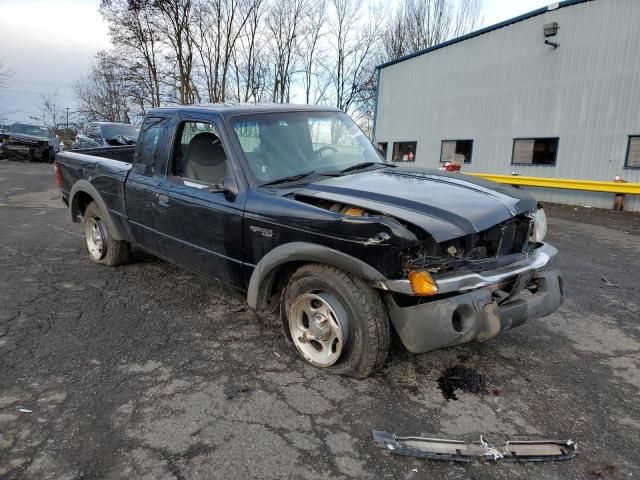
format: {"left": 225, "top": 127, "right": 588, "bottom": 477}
{"left": 0, "top": 126, "right": 7, "bottom": 150}
{"left": 72, "top": 122, "right": 140, "bottom": 150}
{"left": 0, "top": 123, "right": 60, "bottom": 162}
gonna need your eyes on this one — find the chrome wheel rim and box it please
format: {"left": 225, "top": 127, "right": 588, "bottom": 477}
{"left": 84, "top": 217, "right": 105, "bottom": 260}
{"left": 289, "top": 292, "right": 348, "bottom": 367}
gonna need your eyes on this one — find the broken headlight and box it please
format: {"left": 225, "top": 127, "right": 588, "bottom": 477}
{"left": 529, "top": 208, "right": 547, "bottom": 243}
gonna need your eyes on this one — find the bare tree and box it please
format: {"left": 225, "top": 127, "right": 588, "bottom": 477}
{"left": 452, "top": 0, "right": 483, "bottom": 37}
{"left": 300, "top": 0, "right": 329, "bottom": 104}
{"left": 267, "top": 0, "right": 308, "bottom": 103}
{"left": 234, "top": 0, "right": 268, "bottom": 102}
{"left": 83, "top": 0, "right": 482, "bottom": 125}
{"left": 381, "top": 5, "right": 408, "bottom": 61}
{"left": 100, "top": 0, "right": 162, "bottom": 108}
{"left": 155, "top": 0, "right": 198, "bottom": 104}
{"left": 29, "top": 88, "right": 61, "bottom": 127}
{"left": 382, "top": 0, "right": 482, "bottom": 61}
{"left": 0, "top": 58, "right": 14, "bottom": 89}
{"left": 327, "top": 0, "right": 381, "bottom": 116}
{"left": 74, "top": 51, "right": 131, "bottom": 123}
{"left": 194, "top": 0, "right": 258, "bottom": 103}
{"left": 406, "top": 0, "right": 451, "bottom": 50}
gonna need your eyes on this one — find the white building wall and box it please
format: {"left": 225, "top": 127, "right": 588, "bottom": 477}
{"left": 375, "top": 0, "right": 640, "bottom": 211}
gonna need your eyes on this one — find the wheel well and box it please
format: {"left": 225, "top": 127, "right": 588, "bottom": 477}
{"left": 72, "top": 191, "right": 95, "bottom": 222}
{"left": 247, "top": 242, "right": 387, "bottom": 310}
{"left": 261, "top": 261, "right": 307, "bottom": 310}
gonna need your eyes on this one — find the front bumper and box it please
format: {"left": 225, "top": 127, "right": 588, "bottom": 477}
{"left": 383, "top": 244, "right": 564, "bottom": 353}
{"left": 380, "top": 243, "right": 558, "bottom": 296}
{"left": 1, "top": 142, "right": 49, "bottom": 162}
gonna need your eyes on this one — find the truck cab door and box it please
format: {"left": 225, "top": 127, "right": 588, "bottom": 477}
{"left": 125, "top": 115, "right": 246, "bottom": 290}
{"left": 125, "top": 116, "right": 171, "bottom": 254}
{"left": 151, "top": 119, "right": 245, "bottom": 289}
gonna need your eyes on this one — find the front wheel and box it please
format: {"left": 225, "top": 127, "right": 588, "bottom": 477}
{"left": 83, "top": 201, "right": 130, "bottom": 266}
{"left": 281, "top": 264, "right": 390, "bottom": 378}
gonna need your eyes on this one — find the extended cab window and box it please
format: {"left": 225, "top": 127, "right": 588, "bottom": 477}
{"left": 171, "top": 121, "right": 228, "bottom": 187}
{"left": 133, "top": 117, "right": 166, "bottom": 176}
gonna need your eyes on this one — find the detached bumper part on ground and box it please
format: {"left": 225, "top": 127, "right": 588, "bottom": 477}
{"left": 372, "top": 431, "right": 578, "bottom": 462}
{"left": 383, "top": 244, "right": 564, "bottom": 354}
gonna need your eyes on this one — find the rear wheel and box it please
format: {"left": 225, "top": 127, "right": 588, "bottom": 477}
{"left": 281, "top": 264, "right": 390, "bottom": 378}
{"left": 83, "top": 201, "right": 130, "bottom": 266}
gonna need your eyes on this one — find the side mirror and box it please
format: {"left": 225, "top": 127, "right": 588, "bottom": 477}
{"left": 223, "top": 173, "right": 239, "bottom": 202}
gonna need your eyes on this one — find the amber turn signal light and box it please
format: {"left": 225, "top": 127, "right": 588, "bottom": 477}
{"left": 408, "top": 270, "right": 439, "bottom": 296}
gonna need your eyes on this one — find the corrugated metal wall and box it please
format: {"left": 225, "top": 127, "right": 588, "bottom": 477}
{"left": 375, "top": 0, "right": 640, "bottom": 211}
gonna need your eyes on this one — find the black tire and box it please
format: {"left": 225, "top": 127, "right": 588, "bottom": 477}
{"left": 82, "top": 201, "right": 130, "bottom": 266}
{"left": 281, "top": 263, "right": 390, "bottom": 379}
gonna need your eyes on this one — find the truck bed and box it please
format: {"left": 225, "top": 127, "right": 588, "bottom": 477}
{"left": 69, "top": 145, "right": 135, "bottom": 163}
{"left": 55, "top": 147, "right": 134, "bottom": 226}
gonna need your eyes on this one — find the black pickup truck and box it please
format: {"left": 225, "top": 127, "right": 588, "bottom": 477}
{"left": 54, "top": 104, "right": 563, "bottom": 378}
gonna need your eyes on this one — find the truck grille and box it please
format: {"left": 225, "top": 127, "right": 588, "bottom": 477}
{"left": 481, "top": 215, "right": 531, "bottom": 257}
{"left": 407, "top": 215, "right": 532, "bottom": 273}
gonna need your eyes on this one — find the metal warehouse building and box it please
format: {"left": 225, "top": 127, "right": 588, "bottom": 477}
{"left": 373, "top": 0, "right": 640, "bottom": 211}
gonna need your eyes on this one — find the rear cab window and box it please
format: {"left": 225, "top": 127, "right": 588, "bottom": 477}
{"left": 132, "top": 117, "right": 167, "bottom": 176}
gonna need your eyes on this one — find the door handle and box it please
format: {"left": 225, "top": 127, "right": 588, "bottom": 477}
{"left": 156, "top": 193, "right": 170, "bottom": 207}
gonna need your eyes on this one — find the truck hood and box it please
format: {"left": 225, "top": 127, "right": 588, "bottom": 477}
{"left": 296, "top": 166, "right": 537, "bottom": 242}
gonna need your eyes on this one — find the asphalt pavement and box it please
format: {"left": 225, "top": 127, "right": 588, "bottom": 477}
{"left": 1, "top": 160, "right": 639, "bottom": 479}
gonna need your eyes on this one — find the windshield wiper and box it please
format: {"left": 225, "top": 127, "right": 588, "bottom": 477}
{"left": 260, "top": 170, "right": 318, "bottom": 187}
{"left": 338, "top": 162, "right": 395, "bottom": 174}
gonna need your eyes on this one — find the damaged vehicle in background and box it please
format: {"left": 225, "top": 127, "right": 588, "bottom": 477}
{"left": 0, "top": 123, "right": 60, "bottom": 162}
{"left": 71, "top": 122, "right": 140, "bottom": 150}
{"left": 53, "top": 104, "right": 564, "bottom": 379}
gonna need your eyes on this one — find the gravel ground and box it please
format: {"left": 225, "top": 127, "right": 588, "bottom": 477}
{"left": 1, "top": 160, "right": 639, "bottom": 479}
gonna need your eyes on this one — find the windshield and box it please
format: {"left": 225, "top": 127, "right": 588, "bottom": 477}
{"left": 231, "top": 111, "right": 384, "bottom": 184}
{"left": 8, "top": 124, "right": 49, "bottom": 138}
{"left": 100, "top": 124, "right": 140, "bottom": 140}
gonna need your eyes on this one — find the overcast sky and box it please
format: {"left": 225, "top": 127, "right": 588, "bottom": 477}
{"left": 0, "top": 0, "right": 553, "bottom": 124}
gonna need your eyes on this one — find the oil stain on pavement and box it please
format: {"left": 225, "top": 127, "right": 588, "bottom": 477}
{"left": 437, "top": 365, "right": 488, "bottom": 401}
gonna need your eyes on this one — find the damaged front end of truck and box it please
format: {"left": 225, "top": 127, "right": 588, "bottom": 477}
{"left": 380, "top": 212, "right": 563, "bottom": 353}
{"left": 280, "top": 170, "right": 564, "bottom": 354}
{"left": 1, "top": 133, "right": 52, "bottom": 162}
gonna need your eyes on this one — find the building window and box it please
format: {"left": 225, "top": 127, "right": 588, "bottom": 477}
{"left": 441, "top": 140, "right": 473, "bottom": 164}
{"left": 377, "top": 142, "right": 388, "bottom": 160}
{"left": 512, "top": 138, "right": 558, "bottom": 165}
{"left": 625, "top": 136, "right": 640, "bottom": 168}
{"left": 392, "top": 141, "right": 416, "bottom": 162}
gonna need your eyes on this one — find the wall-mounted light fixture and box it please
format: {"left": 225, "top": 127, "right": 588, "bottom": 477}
{"left": 544, "top": 22, "right": 559, "bottom": 48}
{"left": 544, "top": 22, "right": 559, "bottom": 37}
